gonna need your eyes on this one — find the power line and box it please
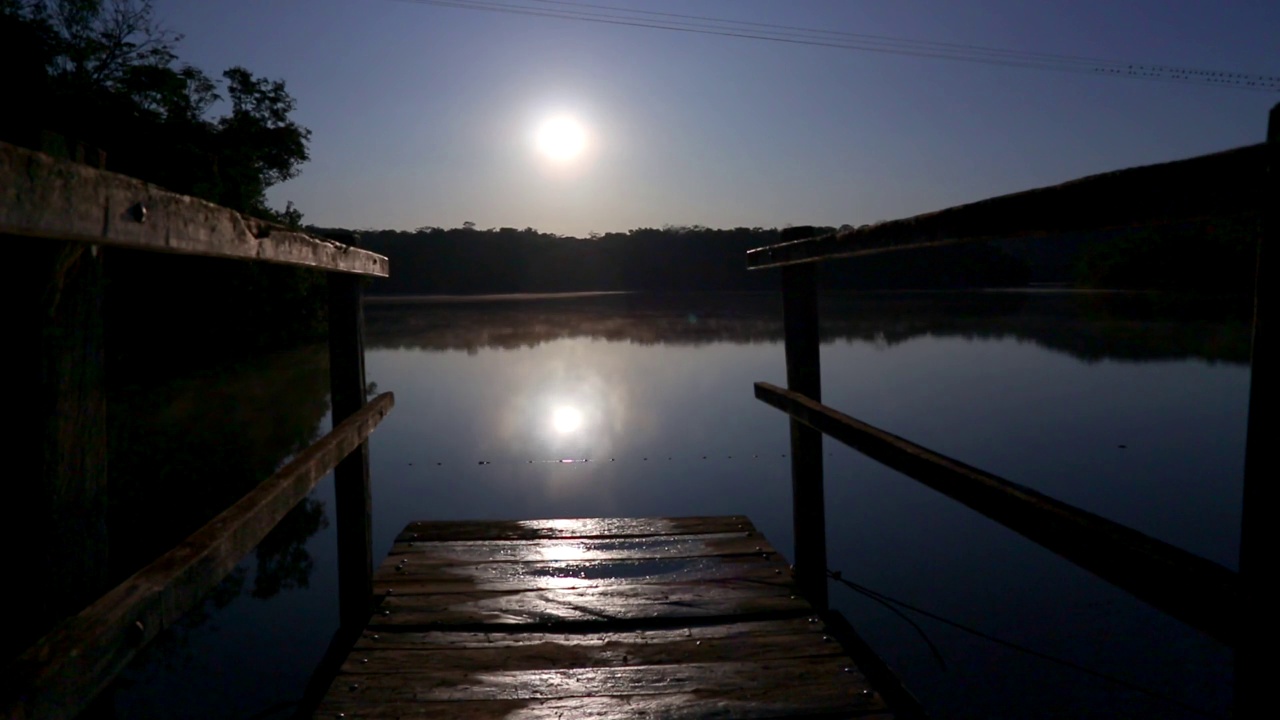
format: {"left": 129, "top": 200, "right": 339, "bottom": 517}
{"left": 526, "top": 0, "right": 1148, "bottom": 69}
{"left": 393, "top": 0, "right": 1280, "bottom": 92}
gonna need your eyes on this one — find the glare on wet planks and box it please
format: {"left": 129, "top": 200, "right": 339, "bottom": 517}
{"left": 314, "top": 516, "right": 893, "bottom": 719}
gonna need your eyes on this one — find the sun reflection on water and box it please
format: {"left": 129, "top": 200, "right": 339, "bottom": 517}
{"left": 551, "top": 405, "right": 583, "bottom": 434}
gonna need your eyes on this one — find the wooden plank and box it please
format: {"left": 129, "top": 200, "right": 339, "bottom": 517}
{"left": 350, "top": 617, "right": 827, "bottom": 650}
{"left": 14, "top": 239, "right": 109, "bottom": 655}
{"left": 371, "top": 582, "right": 811, "bottom": 626}
{"left": 386, "top": 532, "right": 780, "bottom": 563}
{"left": 746, "top": 143, "right": 1265, "bottom": 269}
{"left": 313, "top": 519, "right": 898, "bottom": 719}
{"left": 1, "top": 392, "right": 395, "bottom": 720}
{"left": 321, "top": 656, "right": 882, "bottom": 702}
{"left": 398, "top": 516, "right": 753, "bottom": 542}
{"left": 341, "top": 632, "right": 842, "bottom": 674}
{"left": 330, "top": 270, "right": 374, "bottom": 630}
{"left": 0, "top": 141, "right": 388, "bottom": 276}
{"left": 374, "top": 555, "right": 791, "bottom": 594}
{"left": 1237, "top": 100, "right": 1280, "bottom": 716}
{"left": 318, "top": 688, "right": 889, "bottom": 719}
{"left": 754, "top": 381, "right": 1240, "bottom": 646}
{"left": 780, "top": 232, "right": 828, "bottom": 611}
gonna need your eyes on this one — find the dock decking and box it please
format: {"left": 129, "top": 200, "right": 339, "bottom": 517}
{"left": 315, "top": 516, "right": 892, "bottom": 718}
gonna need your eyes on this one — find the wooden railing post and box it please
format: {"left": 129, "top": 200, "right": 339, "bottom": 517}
{"left": 328, "top": 262, "right": 373, "bottom": 631}
{"left": 1237, "top": 100, "right": 1278, "bottom": 717}
{"left": 780, "top": 227, "right": 828, "bottom": 610}
{"left": 4, "top": 136, "right": 110, "bottom": 661}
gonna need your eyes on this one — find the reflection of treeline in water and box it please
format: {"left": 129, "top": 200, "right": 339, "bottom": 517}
{"left": 366, "top": 292, "right": 1251, "bottom": 365}
{"left": 108, "top": 347, "right": 333, "bottom": 611}
{"left": 330, "top": 225, "right": 1030, "bottom": 294}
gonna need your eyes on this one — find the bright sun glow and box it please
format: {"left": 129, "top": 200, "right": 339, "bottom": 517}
{"left": 551, "top": 406, "right": 584, "bottom": 433}
{"left": 535, "top": 116, "right": 587, "bottom": 161}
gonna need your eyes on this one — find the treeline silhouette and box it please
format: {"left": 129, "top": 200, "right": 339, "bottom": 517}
{"left": 322, "top": 224, "right": 1032, "bottom": 294}
{"left": 326, "top": 212, "right": 1260, "bottom": 297}
{"left": 3, "top": 0, "right": 326, "bottom": 376}
{"left": 1073, "top": 214, "right": 1260, "bottom": 292}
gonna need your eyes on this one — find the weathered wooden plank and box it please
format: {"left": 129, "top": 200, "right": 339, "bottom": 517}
{"left": 0, "top": 141, "right": 388, "bottom": 276}
{"left": 397, "top": 516, "right": 753, "bottom": 542}
{"left": 330, "top": 270, "right": 374, "bottom": 630}
{"left": 780, "top": 232, "right": 828, "bottom": 611}
{"left": 351, "top": 617, "right": 827, "bottom": 651}
{"left": 372, "top": 582, "right": 810, "bottom": 626}
{"left": 1237, "top": 100, "right": 1280, "bottom": 716}
{"left": 386, "top": 532, "right": 777, "bottom": 563}
{"left": 374, "top": 554, "right": 791, "bottom": 594}
{"left": 318, "top": 691, "right": 889, "bottom": 720}
{"left": 341, "top": 632, "right": 843, "bottom": 674}
{"left": 746, "top": 142, "right": 1265, "bottom": 268}
{"left": 8, "top": 237, "right": 109, "bottom": 659}
{"left": 755, "top": 380, "right": 1240, "bottom": 646}
{"left": 313, "top": 518, "right": 898, "bottom": 718}
{"left": 323, "top": 656, "right": 881, "bottom": 703}
{"left": 1, "top": 392, "right": 395, "bottom": 720}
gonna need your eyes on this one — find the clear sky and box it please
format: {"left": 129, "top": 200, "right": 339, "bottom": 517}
{"left": 151, "top": 0, "right": 1278, "bottom": 236}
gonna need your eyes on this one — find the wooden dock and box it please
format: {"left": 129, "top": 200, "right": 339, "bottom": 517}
{"left": 314, "top": 516, "right": 893, "bottom": 719}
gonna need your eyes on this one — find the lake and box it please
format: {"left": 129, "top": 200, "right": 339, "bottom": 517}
{"left": 99, "top": 291, "right": 1248, "bottom": 719}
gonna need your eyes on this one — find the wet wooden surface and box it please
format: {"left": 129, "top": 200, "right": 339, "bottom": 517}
{"left": 315, "top": 516, "right": 892, "bottom": 718}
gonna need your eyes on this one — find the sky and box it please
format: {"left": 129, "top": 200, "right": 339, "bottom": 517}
{"left": 151, "top": 0, "right": 1279, "bottom": 236}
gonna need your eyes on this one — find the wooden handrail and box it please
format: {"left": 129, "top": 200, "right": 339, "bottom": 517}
{"left": 754, "top": 382, "right": 1239, "bottom": 647}
{"left": 746, "top": 143, "right": 1264, "bottom": 269}
{"left": 1, "top": 392, "right": 395, "bottom": 720}
{"left": 0, "top": 141, "right": 388, "bottom": 277}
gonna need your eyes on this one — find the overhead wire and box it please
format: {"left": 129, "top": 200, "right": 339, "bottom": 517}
{"left": 526, "top": 0, "right": 1162, "bottom": 69}
{"left": 392, "top": 0, "right": 1280, "bottom": 92}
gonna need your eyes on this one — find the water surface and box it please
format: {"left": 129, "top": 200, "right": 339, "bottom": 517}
{"left": 106, "top": 291, "right": 1247, "bottom": 719}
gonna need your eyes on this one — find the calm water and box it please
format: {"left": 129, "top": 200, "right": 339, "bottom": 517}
{"left": 103, "top": 291, "right": 1248, "bottom": 719}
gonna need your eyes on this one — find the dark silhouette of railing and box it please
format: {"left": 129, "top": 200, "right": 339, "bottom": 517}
{"left": 748, "top": 102, "right": 1277, "bottom": 717}
{"left": 0, "top": 140, "right": 393, "bottom": 719}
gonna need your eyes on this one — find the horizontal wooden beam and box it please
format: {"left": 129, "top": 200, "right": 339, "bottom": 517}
{"left": 753, "top": 381, "right": 1240, "bottom": 647}
{"left": 0, "top": 141, "right": 388, "bottom": 277}
{"left": 2, "top": 392, "right": 395, "bottom": 720}
{"left": 747, "top": 143, "right": 1265, "bottom": 269}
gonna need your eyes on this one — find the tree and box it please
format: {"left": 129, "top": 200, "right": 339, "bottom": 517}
{"left": 0, "top": 0, "right": 329, "bottom": 373}
{"left": 215, "top": 66, "right": 311, "bottom": 215}
{"left": 1, "top": 1, "right": 310, "bottom": 220}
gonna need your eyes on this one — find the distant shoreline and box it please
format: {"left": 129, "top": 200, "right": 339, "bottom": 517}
{"left": 365, "top": 291, "right": 634, "bottom": 305}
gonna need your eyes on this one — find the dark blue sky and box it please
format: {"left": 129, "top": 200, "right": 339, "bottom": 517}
{"left": 154, "top": 0, "right": 1278, "bottom": 235}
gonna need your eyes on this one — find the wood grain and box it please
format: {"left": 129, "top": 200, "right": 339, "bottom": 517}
{"left": 386, "top": 532, "right": 777, "bottom": 563}
{"left": 318, "top": 688, "right": 889, "bottom": 720}
{"left": 374, "top": 555, "right": 791, "bottom": 594}
{"left": 0, "top": 141, "right": 388, "bottom": 276}
{"left": 315, "top": 517, "right": 897, "bottom": 718}
{"left": 397, "top": 516, "right": 753, "bottom": 542}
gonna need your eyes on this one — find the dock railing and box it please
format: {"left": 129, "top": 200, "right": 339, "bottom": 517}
{"left": 0, "top": 140, "right": 394, "bottom": 719}
{"left": 748, "top": 102, "right": 1276, "bottom": 715}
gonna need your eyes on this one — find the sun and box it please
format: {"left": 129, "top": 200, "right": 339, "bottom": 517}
{"left": 551, "top": 406, "right": 584, "bottom": 434}
{"left": 535, "top": 115, "right": 587, "bottom": 162}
